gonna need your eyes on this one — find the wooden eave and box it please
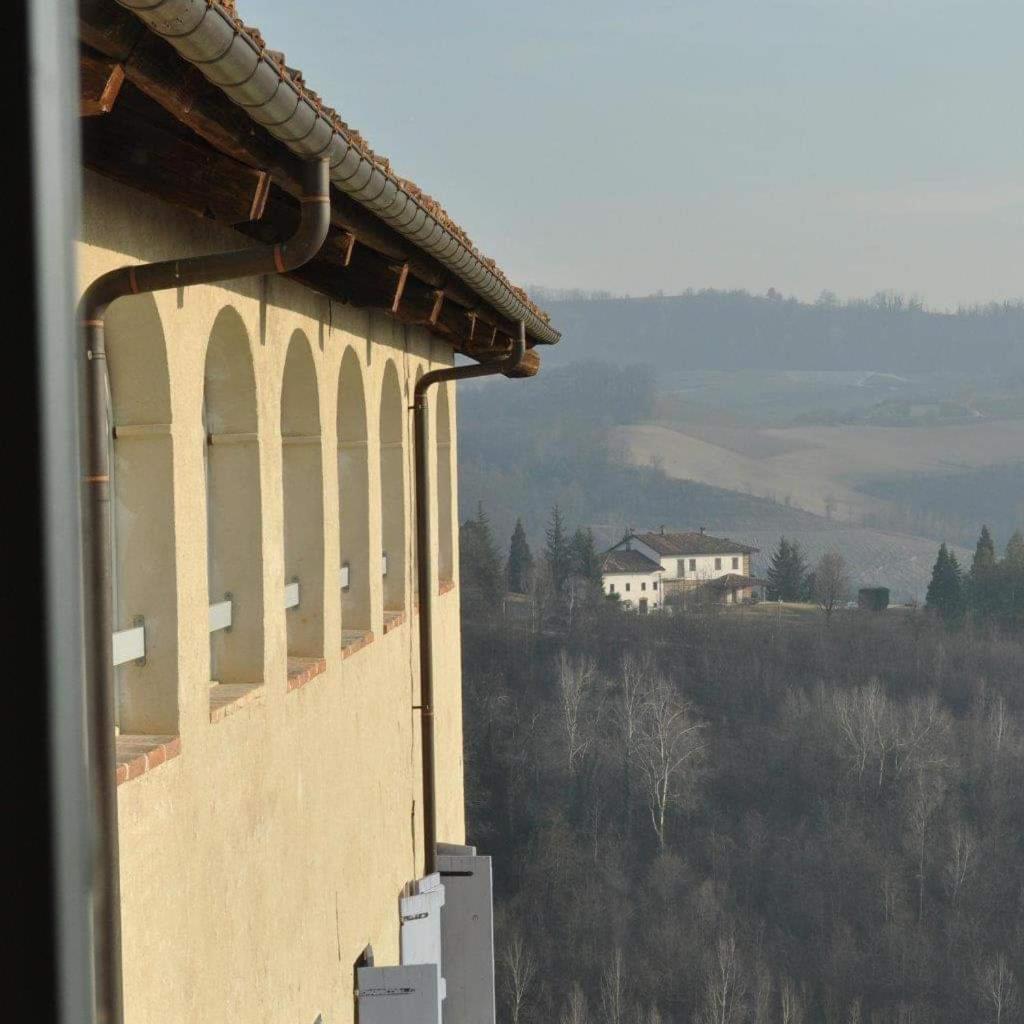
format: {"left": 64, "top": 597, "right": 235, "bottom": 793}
{"left": 77, "top": 0, "right": 540, "bottom": 371}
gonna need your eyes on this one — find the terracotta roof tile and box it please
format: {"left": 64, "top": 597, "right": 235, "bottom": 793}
{"left": 633, "top": 531, "right": 759, "bottom": 557}
{"left": 601, "top": 550, "right": 664, "bottom": 575}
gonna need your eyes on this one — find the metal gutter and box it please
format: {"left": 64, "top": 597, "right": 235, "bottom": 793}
{"left": 113, "top": 0, "right": 561, "bottom": 348}
{"left": 412, "top": 325, "right": 528, "bottom": 876}
{"left": 79, "top": 157, "right": 330, "bottom": 1024}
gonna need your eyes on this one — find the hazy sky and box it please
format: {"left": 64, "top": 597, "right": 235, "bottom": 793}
{"left": 242, "top": 0, "right": 1022, "bottom": 308}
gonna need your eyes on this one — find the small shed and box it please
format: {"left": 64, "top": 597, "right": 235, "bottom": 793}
{"left": 858, "top": 586, "right": 890, "bottom": 611}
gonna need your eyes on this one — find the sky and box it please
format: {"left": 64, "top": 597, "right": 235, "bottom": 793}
{"left": 242, "top": 0, "right": 1022, "bottom": 309}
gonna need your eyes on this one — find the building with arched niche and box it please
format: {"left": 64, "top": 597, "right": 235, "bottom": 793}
{"left": 76, "top": 3, "right": 559, "bottom": 1022}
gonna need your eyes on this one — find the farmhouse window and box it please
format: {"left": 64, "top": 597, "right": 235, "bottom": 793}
{"left": 715, "top": 558, "right": 722, "bottom": 570}
{"left": 732, "top": 557, "right": 739, "bottom": 570}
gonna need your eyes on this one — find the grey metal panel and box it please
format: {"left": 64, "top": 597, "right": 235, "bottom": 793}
{"left": 437, "top": 843, "right": 477, "bottom": 857}
{"left": 438, "top": 852, "right": 496, "bottom": 1024}
{"left": 400, "top": 873, "right": 446, "bottom": 1021}
{"left": 208, "top": 599, "right": 232, "bottom": 633}
{"left": 111, "top": 625, "right": 145, "bottom": 666}
{"left": 357, "top": 964, "right": 440, "bottom": 1024}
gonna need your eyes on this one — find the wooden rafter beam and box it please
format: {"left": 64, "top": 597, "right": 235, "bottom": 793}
{"left": 390, "top": 264, "right": 410, "bottom": 314}
{"left": 80, "top": 48, "right": 125, "bottom": 116}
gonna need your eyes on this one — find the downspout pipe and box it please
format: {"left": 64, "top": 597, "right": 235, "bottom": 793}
{"left": 413, "top": 323, "right": 528, "bottom": 877}
{"left": 79, "top": 157, "right": 330, "bottom": 1024}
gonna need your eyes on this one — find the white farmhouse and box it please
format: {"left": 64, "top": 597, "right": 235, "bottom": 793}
{"left": 600, "top": 548, "right": 665, "bottom": 612}
{"left": 605, "top": 528, "right": 764, "bottom": 607}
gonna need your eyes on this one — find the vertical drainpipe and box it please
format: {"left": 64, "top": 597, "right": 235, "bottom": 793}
{"left": 78, "top": 159, "right": 330, "bottom": 1024}
{"left": 413, "top": 322, "right": 527, "bottom": 877}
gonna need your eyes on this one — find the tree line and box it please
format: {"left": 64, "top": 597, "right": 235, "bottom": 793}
{"left": 926, "top": 526, "right": 1024, "bottom": 627}
{"left": 458, "top": 511, "right": 1024, "bottom": 1024}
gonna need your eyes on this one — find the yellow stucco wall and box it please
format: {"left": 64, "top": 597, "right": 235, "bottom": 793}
{"left": 79, "top": 170, "right": 466, "bottom": 1024}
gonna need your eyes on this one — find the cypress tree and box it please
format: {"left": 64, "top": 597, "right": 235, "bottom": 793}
{"left": 569, "top": 527, "right": 602, "bottom": 588}
{"left": 545, "top": 505, "right": 572, "bottom": 596}
{"left": 766, "top": 537, "right": 808, "bottom": 601}
{"left": 971, "top": 525, "right": 997, "bottom": 574}
{"left": 926, "top": 542, "right": 964, "bottom": 622}
{"left": 969, "top": 525, "right": 998, "bottom": 617}
{"left": 460, "top": 502, "right": 503, "bottom": 611}
{"left": 507, "top": 518, "right": 534, "bottom": 594}
{"left": 1005, "top": 530, "right": 1024, "bottom": 568}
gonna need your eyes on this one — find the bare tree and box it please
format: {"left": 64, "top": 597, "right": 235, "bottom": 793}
{"left": 832, "top": 682, "right": 950, "bottom": 794}
{"left": 779, "top": 976, "right": 806, "bottom": 1024}
{"left": 977, "top": 953, "right": 1020, "bottom": 1024}
{"left": 599, "top": 947, "right": 628, "bottom": 1024}
{"left": 812, "top": 550, "right": 851, "bottom": 621}
{"left": 904, "top": 769, "right": 946, "bottom": 924}
{"left": 500, "top": 932, "right": 537, "bottom": 1024}
{"left": 698, "top": 932, "right": 747, "bottom": 1024}
{"left": 561, "top": 983, "right": 590, "bottom": 1024}
{"left": 943, "top": 823, "right": 977, "bottom": 913}
{"left": 751, "top": 959, "right": 772, "bottom": 1024}
{"left": 635, "top": 678, "right": 705, "bottom": 847}
{"left": 558, "top": 651, "right": 596, "bottom": 775}
{"left": 615, "top": 652, "right": 655, "bottom": 833}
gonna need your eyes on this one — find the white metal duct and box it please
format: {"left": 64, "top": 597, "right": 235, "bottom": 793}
{"left": 399, "top": 873, "right": 446, "bottom": 1022}
{"left": 437, "top": 845, "right": 497, "bottom": 1024}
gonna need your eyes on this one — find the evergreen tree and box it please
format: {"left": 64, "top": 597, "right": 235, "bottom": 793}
{"left": 926, "top": 542, "right": 964, "bottom": 622}
{"left": 765, "top": 537, "right": 808, "bottom": 601}
{"left": 507, "top": 518, "right": 534, "bottom": 594}
{"left": 1005, "top": 530, "right": 1024, "bottom": 568}
{"left": 969, "top": 525, "right": 999, "bottom": 617}
{"left": 569, "top": 527, "right": 602, "bottom": 588}
{"left": 544, "top": 505, "right": 572, "bottom": 596}
{"left": 971, "top": 525, "right": 997, "bottom": 574}
{"left": 460, "top": 502, "right": 503, "bottom": 612}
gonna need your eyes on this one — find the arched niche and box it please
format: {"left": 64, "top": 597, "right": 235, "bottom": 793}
{"left": 280, "top": 331, "right": 324, "bottom": 661}
{"left": 435, "top": 381, "right": 455, "bottom": 587}
{"left": 337, "top": 347, "right": 371, "bottom": 639}
{"left": 106, "top": 293, "right": 178, "bottom": 734}
{"left": 378, "top": 360, "right": 406, "bottom": 618}
{"left": 204, "top": 305, "right": 263, "bottom": 692}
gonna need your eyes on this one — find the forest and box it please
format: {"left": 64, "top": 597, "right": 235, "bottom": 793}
{"left": 458, "top": 511, "right": 1024, "bottom": 1024}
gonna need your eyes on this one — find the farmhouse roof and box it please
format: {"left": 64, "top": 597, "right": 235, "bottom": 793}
{"left": 79, "top": 0, "right": 558, "bottom": 355}
{"left": 631, "top": 531, "right": 759, "bottom": 557}
{"left": 601, "top": 550, "right": 664, "bottom": 575}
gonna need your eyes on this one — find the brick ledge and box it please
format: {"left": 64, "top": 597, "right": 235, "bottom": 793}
{"left": 341, "top": 629, "right": 374, "bottom": 658}
{"left": 209, "top": 682, "right": 263, "bottom": 723}
{"left": 286, "top": 656, "right": 328, "bottom": 692}
{"left": 116, "top": 735, "right": 180, "bottom": 786}
{"left": 383, "top": 610, "right": 406, "bottom": 634}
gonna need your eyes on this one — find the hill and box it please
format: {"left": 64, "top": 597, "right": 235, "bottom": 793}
{"left": 534, "top": 288, "right": 1024, "bottom": 375}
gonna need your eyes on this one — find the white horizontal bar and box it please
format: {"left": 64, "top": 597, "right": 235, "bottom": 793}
{"left": 209, "top": 599, "right": 232, "bottom": 633}
{"left": 284, "top": 581, "right": 300, "bottom": 609}
{"left": 112, "top": 625, "right": 145, "bottom": 666}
